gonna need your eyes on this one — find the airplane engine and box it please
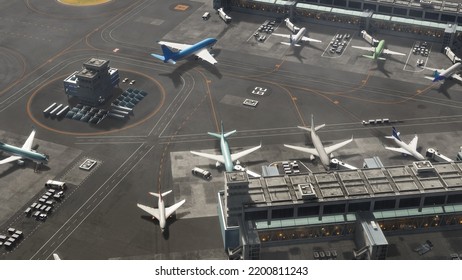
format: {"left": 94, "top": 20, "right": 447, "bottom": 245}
{"left": 330, "top": 153, "right": 334, "bottom": 158}
{"left": 235, "top": 160, "right": 241, "bottom": 165}
{"left": 17, "top": 160, "right": 25, "bottom": 166}
{"left": 310, "top": 155, "right": 315, "bottom": 161}
{"left": 215, "top": 161, "right": 221, "bottom": 168}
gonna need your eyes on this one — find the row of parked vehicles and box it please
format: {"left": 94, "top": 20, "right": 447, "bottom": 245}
{"left": 24, "top": 180, "right": 67, "bottom": 221}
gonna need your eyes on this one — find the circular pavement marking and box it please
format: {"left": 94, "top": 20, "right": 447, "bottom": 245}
{"left": 57, "top": 0, "right": 112, "bottom": 6}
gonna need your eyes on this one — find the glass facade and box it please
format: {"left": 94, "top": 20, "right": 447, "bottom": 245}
{"left": 254, "top": 205, "right": 462, "bottom": 243}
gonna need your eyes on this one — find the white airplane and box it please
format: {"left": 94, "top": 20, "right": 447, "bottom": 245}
{"left": 284, "top": 18, "right": 300, "bottom": 33}
{"left": 385, "top": 127, "right": 425, "bottom": 160}
{"left": 352, "top": 30, "right": 405, "bottom": 60}
{"left": 151, "top": 38, "right": 217, "bottom": 65}
{"left": 284, "top": 115, "right": 353, "bottom": 170}
{"left": 273, "top": 27, "right": 322, "bottom": 47}
{"left": 137, "top": 190, "right": 185, "bottom": 233}
{"left": 423, "top": 61, "right": 462, "bottom": 83}
{"left": 190, "top": 122, "right": 261, "bottom": 177}
{"left": 0, "top": 129, "right": 48, "bottom": 167}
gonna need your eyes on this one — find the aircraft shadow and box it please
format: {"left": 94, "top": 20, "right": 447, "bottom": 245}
{"left": 286, "top": 46, "right": 306, "bottom": 63}
{"left": 159, "top": 52, "right": 223, "bottom": 88}
{"left": 434, "top": 79, "right": 457, "bottom": 99}
{"left": 369, "top": 59, "right": 392, "bottom": 78}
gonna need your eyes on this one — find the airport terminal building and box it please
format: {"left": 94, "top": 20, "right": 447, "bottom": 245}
{"left": 217, "top": 161, "right": 462, "bottom": 259}
{"left": 217, "top": 0, "right": 462, "bottom": 52}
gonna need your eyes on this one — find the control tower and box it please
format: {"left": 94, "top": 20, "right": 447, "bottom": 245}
{"left": 63, "top": 58, "right": 119, "bottom": 106}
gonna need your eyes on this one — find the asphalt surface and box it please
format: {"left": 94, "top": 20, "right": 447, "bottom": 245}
{"left": 0, "top": 0, "right": 462, "bottom": 260}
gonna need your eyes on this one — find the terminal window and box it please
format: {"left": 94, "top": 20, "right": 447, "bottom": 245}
{"left": 272, "top": 208, "right": 294, "bottom": 219}
{"left": 298, "top": 205, "right": 320, "bottom": 217}
{"left": 409, "top": 9, "right": 423, "bottom": 19}
{"left": 333, "top": 0, "right": 347, "bottom": 8}
{"left": 441, "top": 14, "right": 456, "bottom": 23}
{"left": 378, "top": 5, "right": 392, "bottom": 15}
{"left": 447, "top": 194, "right": 462, "bottom": 204}
{"left": 393, "top": 7, "right": 407, "bottom": 16}
{"left": 348, "top": 201, "right": 371, "bottom": 212}
{"left": 323, "top": 203, "right": 346, "bottom": 214}
{"left": 245, "top": 210, "right": 268, "bottom": 221}
{"left": 374, "top": 199, "right": 395, "bottom": 210}
{"left": 348, "top": 1, "right": 361, "bottom": 10}
{"left": 399, "top": 197, "right": 421, "bottom": 208}
{"left": 424, "top": 12, "right": 439, "bottom": 21}
{"left": 363, "top": 3, "right": 376, "bottom": 11}
{"left": 423, "top": 195, "right": 445, "bottom": 206}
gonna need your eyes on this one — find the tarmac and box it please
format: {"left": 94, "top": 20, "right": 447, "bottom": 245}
{"left": 0, "top": 0, "right": 461, "bottom": 260}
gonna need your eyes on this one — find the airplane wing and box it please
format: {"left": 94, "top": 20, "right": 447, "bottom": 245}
{"left": 137, "top": 203, "right": 161, "bottom": 220}
{"left": 408, "top": 135, "right": 419, "bottom": 151}
{"left": 190, "top": 151, "right": 225, "bottom": 164}
{"left": 272, "top": 33, "right": 291, "bottom": 39}
{"left": 324, "top": 138, "right": 354, "bottom": 155}
{"left": 22, "top": 130, "right": 36, "bottom": 151}
{"left": 230, "top": 144, "right": 262, "bottom": 162}
{"left": 194, "top": 48, "right": 217, "bottom": 65}
{"left": 352, "top": 46, "right": 375, "bottom": 52}
{"left": 284, "top": 144, "right": 319, "bottom": 157}
{"left": 383, "top": 49, "right": 406, "bottom": 56}
{"left": 158, "top": 41, "right": 192, "bottom": 51}
{"left": 385, "top": 146, "right": 413, "bottom": 156}
{"left": 300, "top": 36, "right": 322, "bottom": 43}
{"left": 0, "top": 155, "right": 23, "bottom": 165}
{"left": 423, "top": 66, "right": 443, "bottom": 72}
{"left": 452, "top": 73, "right": 462, "bottom": 82}
{"left": 165, "top": 199, "right": 186, "bottom": 218}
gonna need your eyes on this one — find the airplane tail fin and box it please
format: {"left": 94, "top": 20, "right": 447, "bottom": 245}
{"left": 208, "top": 121, "right": 236, "bottom": 139}
{"left": 151, "top": 44, "right": 177, "bottom": 64}
{"left": 149, "top": 190, "right": 172, "bottom": 198}
{"left": 387, "top": 127, "right": 401, "bottom": 141}
{"left": 432, "top": 70, "right": 445, "bottom": 82}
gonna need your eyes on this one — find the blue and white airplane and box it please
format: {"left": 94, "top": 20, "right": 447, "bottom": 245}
{"left": 151, "top": 38, "right": 218, "bottom": 65}
{"left": 190, "top": 122, "right": 261, "bottom": 177}
{"left": 423, "top": 62, "right": 462, "bottom": 83}
{"left": 385, "top": 127, "right": 425, "bottom": 160}
{"left": 0, "top": 129, "right": 48, "bottom": 167}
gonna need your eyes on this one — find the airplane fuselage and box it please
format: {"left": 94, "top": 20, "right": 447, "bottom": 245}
{"left": 0, "top": 142, "right": 48, "bottom": 164}
{"left": 437, "top": 62, "right": 462, "bottom": 81}
{"left": 173, "top": 38, "right": 217, "bottom": 61}
{"left": 220, "top": 136, "right": 234, "bottom": 172}
{"left": 391, "top": 137, "right": 425, "bottom": 160}
{"left": 292, "top": 27, "right": 307, "bottom": 45}
{"left": 311, "top": 130, "right": 330, "bottom": 169}
{"left": 375, "top": 40, "right": 386, "bottom": 58}
{"left": 158, "top": 195, "right": 167, "bottom": 232}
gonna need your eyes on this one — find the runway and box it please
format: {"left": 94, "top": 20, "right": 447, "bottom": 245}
{"left": 0, "top": 0, "right": 462, "bottom": 259}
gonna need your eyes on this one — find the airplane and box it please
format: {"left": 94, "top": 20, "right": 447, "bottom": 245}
{"left": 0, "top": 129, "right": 48, "bottom": 168}
{"left": 423, "top": 62, "right": 462, "bottom": 83}
{"left": 384, "top": 127, "right": 425, "bottom": 160}
{"left": 352, "top": 31, "right": 405, "bottom": 60}
{"left": 190, "top": 122, "right": 262, "bottom": 177}
{"left": 284, "top": 18, "right": 300, "bottom": 33}
{"left": 150, "top": 38, "right": 218, "bottom": 65}
{"left": 137, "top": 190, "right": 185, "bottom": 233}
{"left": 272, "top": 27, "right": 322, "bottom": 47}
{"left": 284, "top": 115, "right": 353, "bottom": 170}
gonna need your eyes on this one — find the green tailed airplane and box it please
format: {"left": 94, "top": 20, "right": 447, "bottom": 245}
{"left": 352, "top": 39, "right": 405, "bottom": 60}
